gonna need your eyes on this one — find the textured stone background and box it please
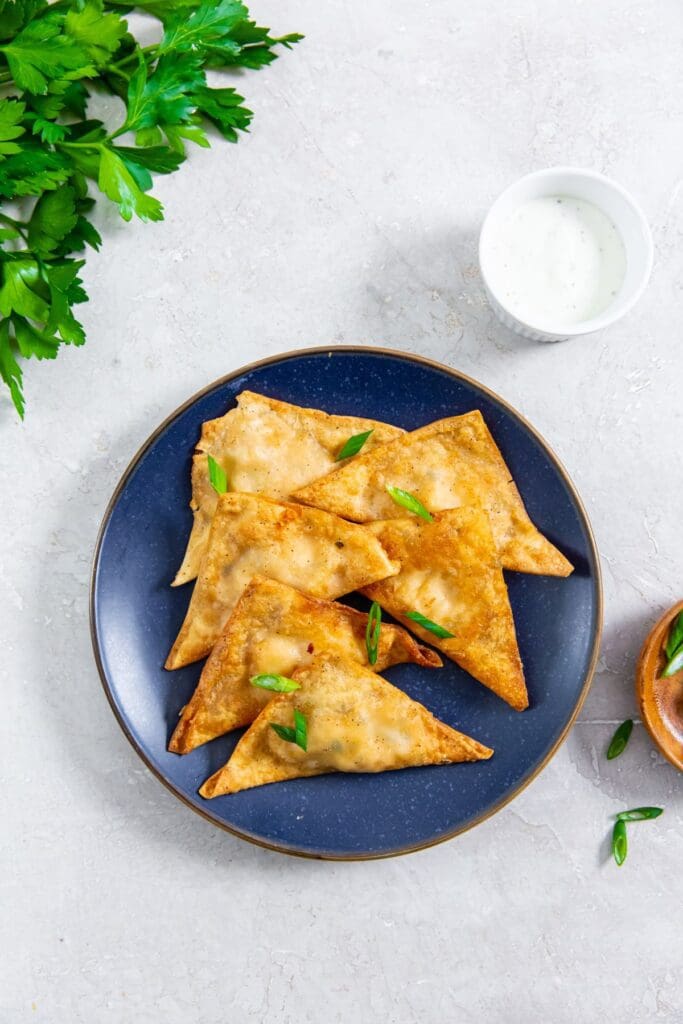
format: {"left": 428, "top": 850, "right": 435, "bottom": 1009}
{"left": 2, "top": 1, "right": 682, "bottom": 1021}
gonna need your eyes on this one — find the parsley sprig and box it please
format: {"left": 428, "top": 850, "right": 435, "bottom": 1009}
{"left": 0, "top": 0, "right": 302, "bottom": 417}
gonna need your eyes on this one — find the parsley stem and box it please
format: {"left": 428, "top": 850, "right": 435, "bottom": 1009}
{"left": 103, "top": 66, "right": 130, "bottom": 83}
{"left": 106, "top": 44, "right": 158, "bottom": 72}
{"left": 57, "top": 140, "right": 105, "bottom": 149}
{"left": 0, "top": 213, "right": 25, "bottom": 230}
{"left": 0, "top": 213, "right": 29, "bottom": 243}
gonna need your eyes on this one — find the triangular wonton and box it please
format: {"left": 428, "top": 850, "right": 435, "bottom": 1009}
{"left": 200, "top": 652, "right": 492, "bottom": 797}
{"left": 165, "top": 494, "right": 399, "bottom": 670}
{"left": 173, "top": 390, "right": 403, "bottom": 586}
{"left": 293, "top": 410, "right": 572, "bottom": 577}
{"left": 169, "top": 576, "right": 441, "bottom": 753}
{"left": 362, "top": 506, "right": 529, "bottom": 710}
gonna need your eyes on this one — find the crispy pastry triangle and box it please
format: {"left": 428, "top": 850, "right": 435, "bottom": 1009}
{"left": 362, "top": 506, "right": 529, "bottom": 710}
{"left": 173, "top": 391, "right": 403, "bottom": 586}
{"left": 200, "top": 652, "right": 492, "bottom": 797}
{"left": 293, "top": 410, "right": 572, "bottom": 577}
{"left": 169, "top": 576, "right": 441, "bottom": 753}
{"left": 165, "top": 494, "right": 400, "bottom": 670}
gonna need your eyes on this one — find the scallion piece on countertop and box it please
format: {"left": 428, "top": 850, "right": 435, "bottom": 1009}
{"left": 385, "top": 486, "right": 433, "bottom": 522}
{"left": 207, "top": 454, "right": 228, "bottom": 495}
{"left": 606, "top": 719, "right": 633, "bottom": 760}
{"left": 616, "top": 807, "right": 663, "bottom": 822}
{"left": 251, "top": 674, "right": 301, "bottom": 693}
{"left": 405, "top": 611, "right": 454, "bottom": 639}
{"left": 612, "top": 819, "right": 628, "bottom": 866}
{"left": 366, "top": 601, "right": 382, "bottom": 666}
{"left": 336, "top": 429, "right": 373, "bottom": 461}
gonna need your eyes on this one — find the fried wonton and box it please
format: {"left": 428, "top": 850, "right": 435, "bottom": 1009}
{"left": 200, "top": 652, "right": 492, "bottom": 797}
{"left": 173, "top": 391, "right": 403, "bottom": 586}
{"left": 165, "top": 494, "right": 400, "bottom": 670}
{"left": 362, "top": 506, "right": 528, "bottom": 710}
{"left": 169, "top": 576, "right": 441, "bottom": 753}
{"left": 293, "top": 410, "right": 572, "bottom": 577}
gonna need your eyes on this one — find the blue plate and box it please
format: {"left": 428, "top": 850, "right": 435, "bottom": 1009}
{"left": 91, "top": 347, "right": 601, "bottom": 859}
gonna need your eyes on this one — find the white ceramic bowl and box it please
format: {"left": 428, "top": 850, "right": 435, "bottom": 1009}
{"left": 478, "top": 167, "right": 653, "bottom": 342}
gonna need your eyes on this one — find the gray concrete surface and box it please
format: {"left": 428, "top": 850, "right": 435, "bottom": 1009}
{"left": 2, "top": 2, "right": 682, "bottom": 1021}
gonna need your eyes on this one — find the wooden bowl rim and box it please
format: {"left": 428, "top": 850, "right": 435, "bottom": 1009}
{"left": 636, "top": 600, "right": 683, "bottom": 773}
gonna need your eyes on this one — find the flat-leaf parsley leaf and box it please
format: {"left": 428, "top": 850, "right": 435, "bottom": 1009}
{"left": 0, "top": 0, "right": 302, "bottom": 417}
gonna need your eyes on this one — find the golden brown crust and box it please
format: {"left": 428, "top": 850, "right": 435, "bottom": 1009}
{"left": 169, "top": 576, "right": 441, "bottom": 753}
{"left": 200, "top": 652, "right": 492, "bottom": 797}
{"left": 362, "top": 506, "right": 529, "bottom": 711}
{"left": 172, "top": 391, "right": 403, "bottom": 586}
{"left": 293, "top": 409, "right": 573, "bottom": 578}
{"left": 165, "top": 494, "right": 400, "bottom": 670}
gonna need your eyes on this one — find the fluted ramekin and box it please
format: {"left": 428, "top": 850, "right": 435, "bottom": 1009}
{"left": 479, "top": 167, "right": 653, "bottom": 343}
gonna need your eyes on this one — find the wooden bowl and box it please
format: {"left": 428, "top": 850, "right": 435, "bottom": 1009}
{"left": 636, "top": 600, "right": 683, "bottom": 772}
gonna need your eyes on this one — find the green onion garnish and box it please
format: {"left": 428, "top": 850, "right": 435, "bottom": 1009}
{"left": 270, "top": 723, "right": 296, "bottom": 743}
{"left": 251, "top": 674, "right": 301, "bottom": 693}
{"left": 336, "top": 429, "right": 373, "bottom": 461}
{"left": 606, "top": 719, "right": 633, "bottom": 760}
{"left": 616, "top": 807, "right": 663, "bottom": 822}
{"left": 366, "top": 601, "right": 382, "bottom": 666}
{"left": 385, "top": 485, "right": 433, "bottom": 522}
{"left": 294, "top": 708, "right": 307, "bottom": 751}
{"left": 405, "top": 611, "right": 454, "bottom": 639}
{"left": 207, "top": 454, "right": 228, "bottom": 495}
{"left": 612, "top": 819, "right": 627, "bottom": 866}
{"left": 270, "top": 709, "right": 307, "bottom": 752}
{"left": 662, "top": 610, "right": 683, "bottom": 677}
{"left": 662, "top": 647, "right": 683, "bottom": 678}
{"left": 665, "top": 610, "right": 683, "bottom": 659}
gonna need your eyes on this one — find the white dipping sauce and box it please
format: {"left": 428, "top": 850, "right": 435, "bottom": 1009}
{"left": 484, "top": 195, "right": 626, "bottom": 326}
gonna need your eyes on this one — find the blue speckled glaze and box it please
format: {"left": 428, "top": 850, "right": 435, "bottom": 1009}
{"left": 91, "top": 348, "right": 601, "bottom": 859}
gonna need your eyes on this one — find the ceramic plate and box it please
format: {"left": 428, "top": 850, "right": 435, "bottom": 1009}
{"left": 91, "top": 347, "right": 602, "bottom": 859}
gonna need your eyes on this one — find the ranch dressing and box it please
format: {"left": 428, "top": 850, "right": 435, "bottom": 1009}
{"left": 484, "top": 195, "right": 626, "bottom": 327}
